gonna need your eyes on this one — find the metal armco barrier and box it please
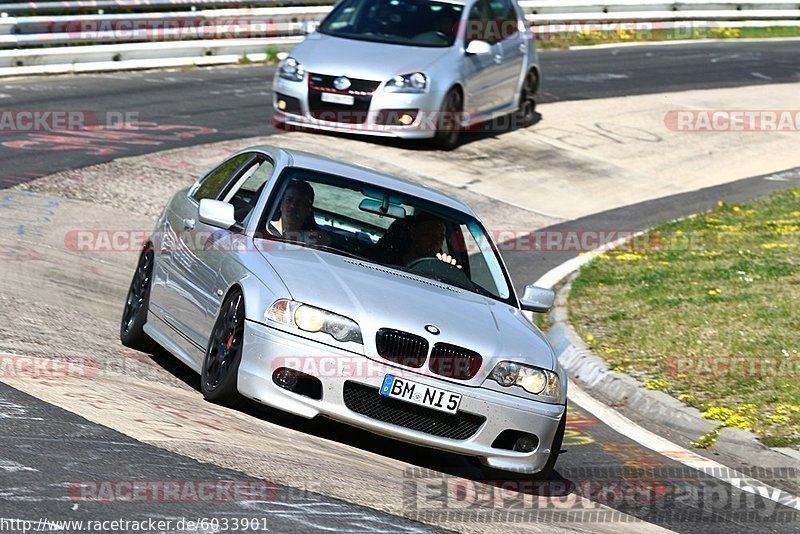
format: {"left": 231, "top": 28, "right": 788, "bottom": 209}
{"left": 1, "top": 0, "right": 798, "bottom": 75}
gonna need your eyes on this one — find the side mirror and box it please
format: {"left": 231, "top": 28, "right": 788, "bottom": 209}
{"left": 465, "top": 40, "right": 492, "bottom": 55}
{"left": 301, "top": 20, "right": 318, "bottom": 35}
{"left": 520, "top": 285, "right": 555, "bottom": 313}
{"left": 198, "top": 199, "right": 236, "bottom": 229}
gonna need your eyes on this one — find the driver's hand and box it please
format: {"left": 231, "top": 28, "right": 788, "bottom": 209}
{"left": 436, "top": 253, "right": 462, "bottom": 269}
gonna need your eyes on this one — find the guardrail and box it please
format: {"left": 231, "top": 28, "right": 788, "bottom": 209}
{"left": 0, "top": 0, "right": 330, "bottom": 15}
{"left": 1, "top": 0, "right": 798, "bottom": 76}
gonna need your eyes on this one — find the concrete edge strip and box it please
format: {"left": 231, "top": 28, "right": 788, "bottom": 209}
{"left": 531, "top": 223, "right": 800, "bottom": 511}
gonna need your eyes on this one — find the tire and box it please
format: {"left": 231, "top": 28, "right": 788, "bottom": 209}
{"left": 540, "top": 404, "right": 567, "bottom": 477}
{"left": 432, "top": 88, "right": 463, "bottom": 151}
{"left": 515, "top": 69, "right": 538, "bottom": 129}
{"left": 120, "top": 244, "right": 158, "bottom": 353}
{"left": 201, "top": 289, "right": 245, "bottom": 406}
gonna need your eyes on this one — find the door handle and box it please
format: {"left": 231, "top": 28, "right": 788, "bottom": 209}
{"left": 494, "top": 54, "right": 502, "bottom": 64}
{"left": 183, "top": 218, "right": 195, "bottom": 230}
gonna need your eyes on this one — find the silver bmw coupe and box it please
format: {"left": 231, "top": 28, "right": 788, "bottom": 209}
{"left": 121, "top": 146, "right": 566, "bottom": 474}
{"left": 272, "top": 0, "right": 540, "bottom": 149}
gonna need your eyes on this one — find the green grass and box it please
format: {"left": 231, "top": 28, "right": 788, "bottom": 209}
{"left": 265, "top": 45, "right": 283, "bottom": 64}
{"left": 537, "top": 26, "right": 800, "bottom": 49}
{"left": 569, "top": 188, "right": 800, "bottom": 447}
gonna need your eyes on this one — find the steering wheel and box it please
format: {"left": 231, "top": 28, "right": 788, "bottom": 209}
{"left": 406, "top": 257, "right": 452, "bottom": 270}
{"left": 411, "top": 31, "right": 450, "bottom": 44}
{"left": 405, "top": 256, "right": 472, "bottom": 286}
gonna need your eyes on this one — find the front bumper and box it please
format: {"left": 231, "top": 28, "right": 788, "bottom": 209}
{"left": 238, "top": 320, "right": 565, "bottom": 474}
{"left": 272, "top": 76, "right": 446, "bottom": 139}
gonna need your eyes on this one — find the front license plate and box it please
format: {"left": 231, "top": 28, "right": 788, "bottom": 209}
{"left": 320, "top": 92, "right": 354, "bottom": 106}
{"left": 380, "top": 375, "right": 461, "bottom": 414}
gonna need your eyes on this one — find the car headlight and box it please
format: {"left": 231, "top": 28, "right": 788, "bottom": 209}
{"left": 384, "top": 72, "right": 427, "bottom": 93}
{"left": 490, "top": 361, "right": 560, "bottom": 398}
{"left": 279, "top": 57, "right": 305, "bottom": 82}
{"left": 266, "top": 299, "right": 363, "bottom": 344}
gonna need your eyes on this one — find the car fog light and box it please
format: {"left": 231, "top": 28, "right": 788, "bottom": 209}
{"left": 399, "top": 114, "right": 414, "bottom": 125}
{"left": 273, "top": 368, "right": 298, "bottom": 391}
{"left": 277, "top": 99, "right": 287, "bottom": 110}
{"left": 514, "top": 433, "right": 536, "bottom": 452}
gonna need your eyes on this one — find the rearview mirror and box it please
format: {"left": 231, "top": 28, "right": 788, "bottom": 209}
{"left": 520, "top": 285, "right": 555, "bottom": 313}
{"left": 198, "top": 199, "right": 236, "bottom": 229}
{"left": 358, "top": 198, "right": 407, "bottom": 219}
{"left": 465, "top": 40, "right": 492, "bottom": 55}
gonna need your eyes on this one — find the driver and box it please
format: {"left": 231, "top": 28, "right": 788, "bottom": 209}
{"left": 270, "top": 180, "right": 329, "bottom": 245}
{"left": 401, "top": 211, "right": 462, "bottom": 268}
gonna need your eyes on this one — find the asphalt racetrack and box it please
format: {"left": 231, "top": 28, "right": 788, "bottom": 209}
{"left": 1, "top": 40, "right": 799, "bottom": 533}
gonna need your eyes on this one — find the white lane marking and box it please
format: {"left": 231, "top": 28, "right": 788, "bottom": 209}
{"left": 533, "top": 236, "right": 800, "bottom": 514}
{"left": 549, "top": 73, "right": 629, "bottom": 83}
{"left": 568, "top": 383, "right": 800, "bottom": 513}
{"left": 0, "top": 460, "right": 38, "bottom": 472}
{"left": 0, "top": 93, "right": 11, "bottom": 98}
{"left": 0, "top": 398, "right": 45, "bottom": 421}
{"left": 751, "top": 72, "right": 773, "bottom": 81}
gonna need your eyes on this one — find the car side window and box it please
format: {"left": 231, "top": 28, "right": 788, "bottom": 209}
{"left": 191, "top": 153, "right": 253, "bottom": 202}
{"left": 222, "top": 158, "right": 276, "bottom": 224}
{"left": 487, "top": 0, "right": 519, "bottom": 42}
{"left": 466, "top": 0, "right": 490, "bottom": 43}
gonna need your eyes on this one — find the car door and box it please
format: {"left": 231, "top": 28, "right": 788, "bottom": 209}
{"left": 189, "top": 155, "right": 277, "bottom": 341}
{"left": 160, "top": 152, "right": 255, "bottom": 352}
{"left": 462, "top": 0, "right": 505, "bottom": 114}
{"left": 491, "top": 0, "right": 526, "bottom": 108}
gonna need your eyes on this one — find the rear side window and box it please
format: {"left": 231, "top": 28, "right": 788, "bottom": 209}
{"left": 192, "top": 153, "right": 252, "bottom": 202}
{"left": 488, "top": 0, "right": 520, "bottom": 41}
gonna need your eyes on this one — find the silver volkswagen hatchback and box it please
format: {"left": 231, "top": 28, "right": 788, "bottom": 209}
{"left": 272, "top": 0, "right": 540, "bottom": 149}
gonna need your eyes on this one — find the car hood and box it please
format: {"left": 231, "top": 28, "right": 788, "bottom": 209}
{"left": 255, "top": 242, "right": 556, "bottom": 385}
{"left": 290, "top": 33, "right": 450, "bottom": 81}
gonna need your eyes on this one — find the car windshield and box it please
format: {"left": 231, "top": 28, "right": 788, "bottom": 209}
{"left": 258, "top": 168, "right": 515, "bottom": 305}
{"left": 318, "top": 0, "right": 463, "bottom": 48}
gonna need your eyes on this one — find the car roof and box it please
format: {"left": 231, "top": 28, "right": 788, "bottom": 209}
{"left": 249, "top": 145, "right": 476, "bottom": 216}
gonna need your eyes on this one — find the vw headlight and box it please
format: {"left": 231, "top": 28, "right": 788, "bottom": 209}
{"left": 490, "top": 361, "right": 560, "bottom": 399}
{"left": 384, "top": 72, "right": 428, "bottom": 93}
{"left": 266, "top": 299, "right": 363, "bottom": 343}
{"left": 279, "top": 57, "right": 305, "bottom": 82}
